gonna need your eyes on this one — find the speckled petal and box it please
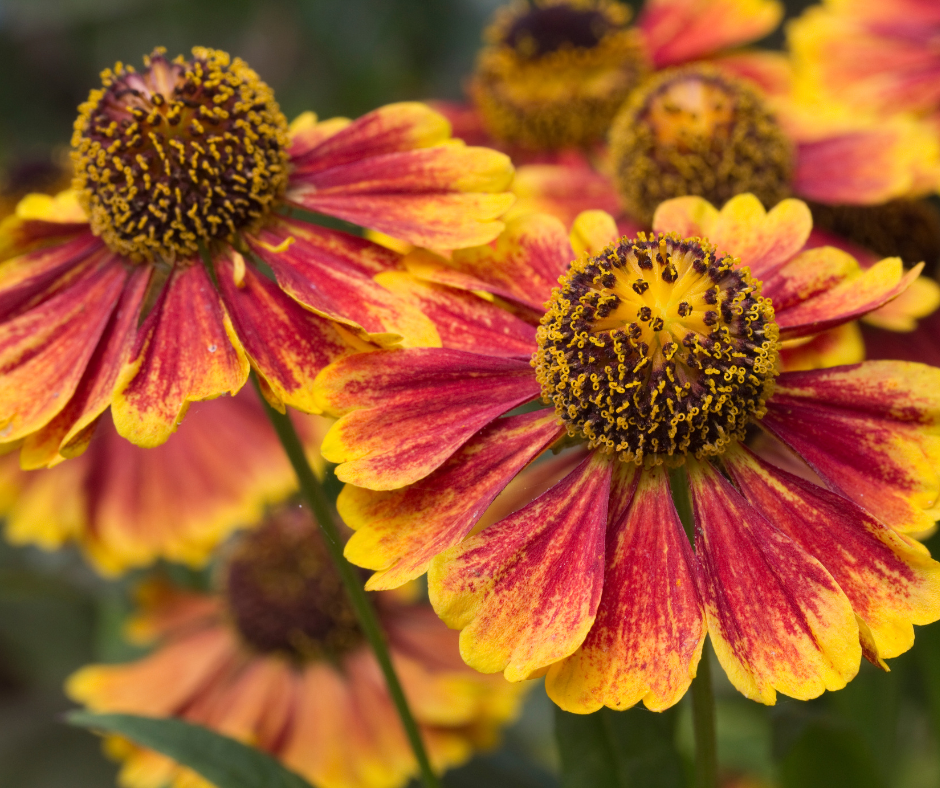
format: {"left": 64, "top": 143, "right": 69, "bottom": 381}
{"left": 546, "top": 465, "right": 705, "bottom": 713}
{"left": 429, "top": 452, "right": 613, "bottom": 682}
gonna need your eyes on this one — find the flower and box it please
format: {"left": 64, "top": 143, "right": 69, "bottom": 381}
{"left": 0, "top": 46, "right": 514, "bottom": 464}
{"left": 466, "top": 0, "right": 784, "bottom": 151}
{"left": 67, "top": 507, "right": 525, "bottom": 788}
{"left": 788, "top": 0, "right": 940, "bottom": 121}
{"left": 316, "top": 197, "right": 940, "bottom": 709}
{"left": 0, "top": 387, "right": 328, "bottom": 574}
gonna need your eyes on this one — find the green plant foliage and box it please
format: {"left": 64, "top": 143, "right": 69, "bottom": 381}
{"left": 68, "top": 711, "right": 315, "bottom": 788}
{"left": 554, "top": 705, "right": 688, "bottom": 788}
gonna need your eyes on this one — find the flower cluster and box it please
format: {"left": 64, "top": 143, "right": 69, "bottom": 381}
{"left": 2, "top": 0, "right": 940, "bottom": 785}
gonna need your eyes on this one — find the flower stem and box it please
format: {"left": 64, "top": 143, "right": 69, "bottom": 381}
{"left": 254, "top": 379, "right": 441, "bottom": 788}
{"left": 668, "top": 466, "right": 718, "bottom": 788}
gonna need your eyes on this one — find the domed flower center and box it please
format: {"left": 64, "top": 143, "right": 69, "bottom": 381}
{"left": 534, "top": 233, "right": 779, "bottom": 464}
{"left": 72, "top": 47, "right": 290, "bottom": 262}
{"left": 610, "top": 67, "right": 794, "bottom": 223}
{"left": 223, "top": 508, "right": 362, "bottom": 661}
{"left": 503, "top": 4, "right": 615, "bottom": 58}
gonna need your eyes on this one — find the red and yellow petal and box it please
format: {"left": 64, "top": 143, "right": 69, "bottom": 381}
{"left": 504, "top": 164, "right": 623, "bottom": 229}
{"left": 372, "top": 272, "right": 536, "bottom": 358}
{"left": 569, "top": 210, "right": 621, "bottom": 257}
{"left": 726, "top": 446, "right": 940, "bottom": 666}
{"left": 546, "top": 465, "right": 705, "bottom": 713}
{"left": 689, "top": 460, "right": 860, "bottom": 704}
{"left": 340, "top": 410, "right": 563, "bottom": 590}
{"left": 315, "top": 348, "right": 540, "bottom": 490}
{"left": 428, "top": 452, "right": 613, "bottom": 682}
{"left": 17, "top": 264, "right": 150, "bottom": 468}
{"left": 0, "top": 231, "right": 103, "bottom": 320}
{"left": 653, "top": 193, "right": 811, "bottom": 278}
{"left": 764, "top": 362, "right": 940, "bottom": 533}
{"left": 246, "top": 219, "right": 437, "bottom": 348}
{"left": 763, "top": 247, "right": 921, "bottom": 339}
{"left": 778, "top": 322, "right": 864, "bottom": 373}
{"left": 0, "top": 250, "right": 129, "bottom": 444}
{"left": 406, "top": 213, "right": 574, "bottom": 314}
{"left": 287, "top": 102, "right": 514, "bottom": 248}
{"left": 0, "top": 190, "right": 88, "bottom": 261}
{"left": 214, "top": 251, "right": 361, "bottom": 414}
{"left": 111, "top": 263, "right": 250, "bottom": 448}
{"left": 638, "top": 0, "right": 783, "bottom": 69}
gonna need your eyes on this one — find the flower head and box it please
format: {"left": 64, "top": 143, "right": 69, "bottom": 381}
{"left": 67, "top": 507, "right": 526, "bottom": 788}
{"left": 315, "top": 198, "right": 940, "bottom": 709}
{"left": 0, "top": 47, "right": 514, "bottom": 464}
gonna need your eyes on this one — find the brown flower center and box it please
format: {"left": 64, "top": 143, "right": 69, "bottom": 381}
{"left": 223, "top": 507, "right": 363, "bottom": 661}
{"left": 609, "top": 66, "right": 794, "bottom": 223}
{"left": 503, "top": 4, "right": 614, "bottom": 58}
{"left": 534, "top": 233, "right": 779, "bottom": 464}
{"left": 71, "top": 47, "right": 289, "bottom": 262}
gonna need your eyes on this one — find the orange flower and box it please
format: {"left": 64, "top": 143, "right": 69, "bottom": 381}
{"left": 0, "top": 387, "right": 328, "bottom": 574}
{"left": 0, "top": 46, "right": 514, "bottom": 466}
{"left": 68, "top": 508, "right": 525, "bottom": 788}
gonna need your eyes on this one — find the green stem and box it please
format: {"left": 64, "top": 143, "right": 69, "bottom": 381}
{"left": 254, "top": 379, "right": 441, "bottom": 788}
{"left": 668, "top": 466, "right": 718, "bottom": 788}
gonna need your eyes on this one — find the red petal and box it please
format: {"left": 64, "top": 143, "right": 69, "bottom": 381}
{"left": 340, "top": 410, "right": 563, "bottom": 589}
{"left": 112, "top": 263, "right": 249, "bottom": 447}
{"left": 428, "top": 452, "right": 613, "bottom": 681}
{"left": 547, "top": 465, "right": 705, "bottom": 712}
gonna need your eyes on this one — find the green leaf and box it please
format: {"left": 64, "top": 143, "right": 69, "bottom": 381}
{"left": 777, "top": 720, "right": 886, "bottom": 788}
{"left": 555, "top": 705, "right": 687, "bottom": 788}
{"left": 68, "top": 711, "right": 315, "bottom": 788}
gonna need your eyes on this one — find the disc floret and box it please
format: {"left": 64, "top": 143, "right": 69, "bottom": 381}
{"left": 72, "top": 47, "right": 290, "bottom": 262}
{"left": 534, "top": 233, "right": 779, "bottom": 464}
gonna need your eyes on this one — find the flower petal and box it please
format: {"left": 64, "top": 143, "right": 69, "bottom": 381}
{"left": 112, "top": 263, "right": 250, "bottom": 448}
{"left": 689, "top": 460, "right": 860, "bottom": 704}
{"left": 546, "top": 465, "right": 705, "bottom": 713}
{"left": 726, "top": 446, "right": 940, "bottom": 665}
{"left": 315, "top": 348, "right": 540, "bottom": 489}
{"left": 18, "top": 264, "right": 150, "bottom": 468}
{"left": 289, "top": 102, "right": 453, "bottom": 172}
{"left": 215, "top": 252, "right": 359, "bottom": 414}
{"left": 0, "top": 251, "right": 129, "bottom": 444}
{"left": 0, "top": 231, "right": 104, "bottom": 320}
{"left": 0, "top": 191, "right": 88, "bottom": 261}
{"left": 670, "top": 194, "right": 812, "bottom": 278}
{"left": 639, "top": 0, "right": 783, "bottom": 68}
{"left": 764, "top": 248, "right": 921, "bottom": 339}
{"left": 428, "top": 452, "right": 612, "bottom": 682}
{"left": 763, "top": 363, "right": 940, "bottom": 533}
{"left": 569, "top": 210, "right": 621, "bottom": 257}
{"left": 287, "top": 102, "right": 514, "bottom": 248}
{"left": 505, "top": 164, "right": 623, "bottom": 230}
{"left": 246, "top": 219, "right": 436, "bottom": 347}
{"left": 340, "top": 410, "right": 563, "bottom": 589}
{"left": 405, "top": 213, "right": 574, "bottom": 314}
{"left": 373, "top": 272, "right": 536, "bottom": 358}
{"left": 778, "top": 322, "right": 864, "bottom": 373}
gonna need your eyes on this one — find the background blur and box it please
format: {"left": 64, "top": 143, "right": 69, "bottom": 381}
{"left": 0, "top": 1, "right": 936, "bottom": 787}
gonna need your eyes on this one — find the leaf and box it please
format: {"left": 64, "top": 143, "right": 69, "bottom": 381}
{"left": 777, "top": 720, "right": 886, "bottom": 788}
{"left": 554, "top": 705, "right": 688, "bottom": 788}
{"left": 68, "top": 711, "right": 315, "bottom": 788}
